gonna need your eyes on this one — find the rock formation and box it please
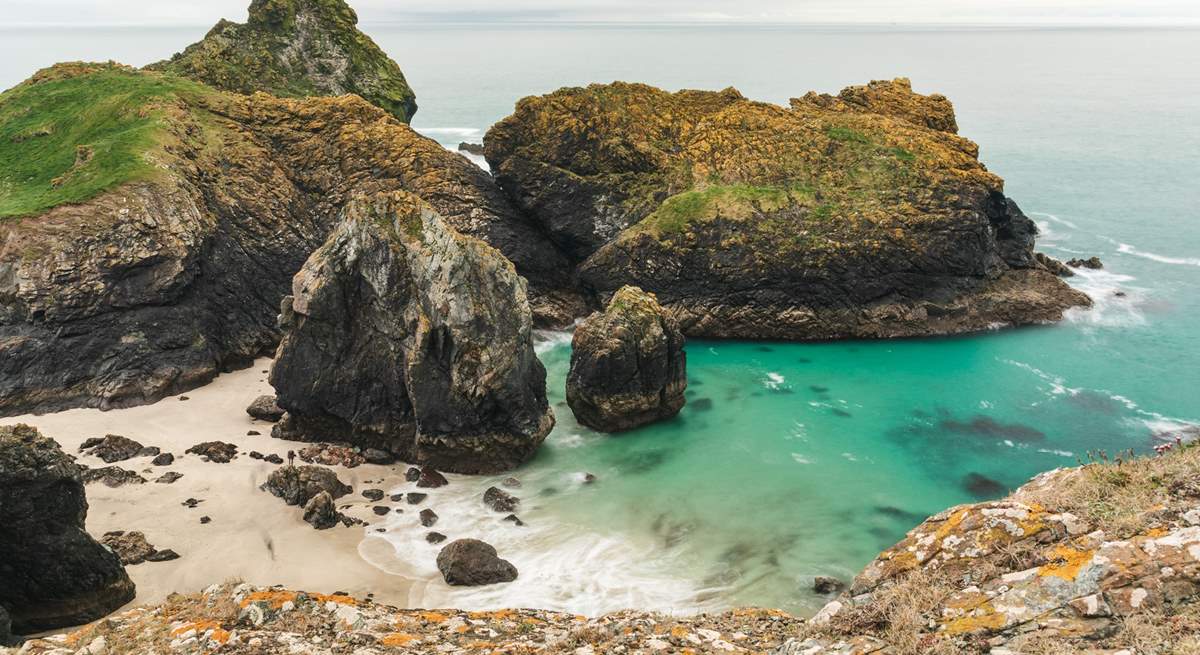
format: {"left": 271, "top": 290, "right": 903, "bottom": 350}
{"left": 269, "top": 191, "right": 554, "bottom": 474}
{"left": 485, "top": 78, "right": 1091, "bottom": 339}
{"left": 567, "top": 285, "right": 687, "bottom": 431}
{"left": 147, "top": 0, "right": 418, "bottom": 123}
{"left": 437, "top": 539, "right": 519, "bottom": 586}
{"left": 260, "top": 465, "right": 351, "bottom": 507}
{"left": 0, "top": 62, "right": 577, "bottom": 416}
{"left": 0, "top": 424, "right": 135, "bottom": 636}
{"left": 247, "top": 395, "right": 285, "bottom": 422}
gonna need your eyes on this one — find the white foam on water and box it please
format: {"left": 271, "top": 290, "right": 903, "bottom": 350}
{"left": 1137, "top": 416, "right": 1200, "bottom": 443}
{"left": 764, "top": 372, "right": 786, "bottom": 389}
{"left": 1001, "top": 359, "right": 1078, "bottom": 397}
{"left": 361, "top": 473, "right": 714, "bottom": 616}
{"left": 418, "top": 126, "right": 484, "bottom": 138}
{"left": 1063, "top": 266, "right": 1146, "bottom": 328}
{"left": 1030, "top": 211, "right": 1081, "bottom": 231}
{"left": 534, "top": 329, "right": 573, "bottom": 355}
{"left": 1116, "top": 242, "right": 1200, "bottom": 268}
{"left": 1037, "top": 448, "right": 1075, "bottom": 458}
{"left": 791, "top": 453, "right": 813, "bottom": 465}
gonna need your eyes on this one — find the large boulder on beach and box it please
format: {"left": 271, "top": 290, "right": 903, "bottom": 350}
{"left": 0, "top": 424, "right": 135, "bottom": 635}
{"left": 147, "top": 0, "right": 417, "bottom": 123}
{"left": 247, "top": 395, "right": 285, "bottom": 422}
{"left": 436, "top": 539, "right": 518, "bottom": 586}
{"left": 0, "top": 62, "right": 576, "bottom": 418}
{"left": 567, "top": 286, "right": 686, "bottom": 431}
{"left": 269, "top": 191, "right": 554, "bottom": 474}
{"left": 79, "top": 434, "right": 144, "bottom": 463}
{"left": 485, "top": 78, "right": 1091, "bottom": 339}
{"left": 260, "top": 465, "right": 351, "bottom": 507}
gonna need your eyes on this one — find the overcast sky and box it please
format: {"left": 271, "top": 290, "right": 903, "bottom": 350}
{"left": 4, "top": 0, "right": 1200, "bottom": 26}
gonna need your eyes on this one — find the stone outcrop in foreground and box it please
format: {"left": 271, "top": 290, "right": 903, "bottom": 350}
{"left": 485, "top": 78, "right": 1091, "bottom": 339}
{"left": 148, "top": 0, "right": 418, "bottom": 123}
{"left": 567, "top": 285, "right": 687, "bottom": 432}
{"left": 0, "top": 62, "right": 576, "bottom": 416}
{"left": 0, "top": 424, "right": 135, "bottom": 637}
{"left": 15, "top": 442, "right": 1200, "bottom": 653}
{"left": 269, "top": 192, "right": 554, "bottom": 474}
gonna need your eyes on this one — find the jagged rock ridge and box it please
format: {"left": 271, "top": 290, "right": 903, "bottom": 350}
{"left": 0, "top": 424, "right": 135, "bottom": 637}
{"left": 485, "top": 78, "right": 1091, "bottom": 339}
{"left": 0, "top": 63, "right": 576, "bottom": 417}
{"left": 148, "top": 0, "right": 418, "bottom": 123}
{"left": 269, "top": 191, "right": 554, "bottom": 474}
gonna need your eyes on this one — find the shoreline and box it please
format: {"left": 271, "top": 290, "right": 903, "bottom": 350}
{"left": 7, "top": 358, "right": 420, "bottom": 613}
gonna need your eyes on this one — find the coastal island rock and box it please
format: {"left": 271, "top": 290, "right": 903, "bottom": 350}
{"left": 0, "top": 61, "right": 577, "bottom": 416}
{"left": 269, "top": 191, "right": 554, "bottom": 474}
{"left": 485, "top": 79, "right": 1091, "bottom": 339}
{"left": 567, "top": 285, "right": 687, "bottom": 432}
{"left": 436, "top": 539, "right": 519, "bottom": 586}
{"left": 147, "top": 0, "right": 418, "bottom": 123}
{"left": 0, "top": 424, "right": 135, "bottom": 636}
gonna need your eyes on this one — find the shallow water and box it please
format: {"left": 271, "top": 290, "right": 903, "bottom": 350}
{"left": 2, "top": 23, "right": 1198, "bottom": 616}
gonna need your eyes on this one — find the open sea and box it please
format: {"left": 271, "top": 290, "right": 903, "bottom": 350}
{"left": 2, "top": 23, "right": 1198, "bottom": 617}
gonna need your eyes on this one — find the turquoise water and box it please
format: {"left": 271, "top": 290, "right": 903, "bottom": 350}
{"left": 2, "top": 24, "right": 1198, "bottom": 616}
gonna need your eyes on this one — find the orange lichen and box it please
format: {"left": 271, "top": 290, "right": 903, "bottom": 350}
{"left": 170, "top": 620, "right": 231, "bottom": 645}
{"left": 419, "top": 611, "right": 450, "bottom": 623}
{"left": 380, "top": 633, "right": 417, "bottom": 646}
{"left": 941, "top": 603, "right": 1007, "bottom": 635}
{"left": 1038, "top": 544, "right": 1096, "bottom": 581}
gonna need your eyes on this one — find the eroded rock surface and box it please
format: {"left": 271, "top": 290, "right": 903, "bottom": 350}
{"left": 260, "top": 465, "right": 351, "bottom": 507}
{"left": 0, "top": 424, "right": 135, "bottom": 636}
{"left": 485, "top": 79, "right": 1090, "bottom": 339}
{"left": 148, "top": 0, "right": 418, "bottom": 123}
{"left": 269, "top": 192, "right": 554, "bottom": 474}
{"left": 0, "top": 63, "right": 575, "bottom": 416}
{"left": 567, "top": 285, "right": 686, "bottom": 431}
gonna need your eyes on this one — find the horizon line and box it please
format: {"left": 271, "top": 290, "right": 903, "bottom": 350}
{"left": 3, "top": 19, "right": 1200, "bottom": 29}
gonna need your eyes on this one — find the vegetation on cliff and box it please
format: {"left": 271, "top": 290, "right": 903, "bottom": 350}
{"left": 148, "top": 0, "right": 417, "bottom": 122}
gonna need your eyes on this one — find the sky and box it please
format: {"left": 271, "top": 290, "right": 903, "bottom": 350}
{"left": 4, "top": 0, "right": 1199, "bottom": 26}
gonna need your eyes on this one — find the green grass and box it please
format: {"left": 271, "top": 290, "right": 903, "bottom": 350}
{"left": 0, "top": 64, "right": 210, "bottom": 218}
{"left": 636, "top": 184, "right": 804, "bottom": 235}
{"left": 825, "top": 126, "right": 871, "bottom": 144}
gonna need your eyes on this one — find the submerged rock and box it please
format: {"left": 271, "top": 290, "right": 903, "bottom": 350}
{"left": 812, "top": 576, "right": 845, "bottom": 594}
{"left": 269, "top": 192, "right": 555, "bottom": 474}
{"left": 567, "top": 286, "right": 687, "bottom": 432}
{"left": 148, "top": 0, "right": 418, "bottom": 123}
{"left": 485, "top": 79, "right": 1091, "bottom": 339}
{"left": 1067, "top": 256, "right": 1104, "bottom": 269}
{"left": 247, "top": 395, "right": 286, "bottom": 422}
{"left": 436, "top": 539, "right": 518, "bottom": 586}
{"left": 483, "top": 486, "right": 520, "bottom": 513}
{"left": 260, "top": 465, "right": 352, "bottom": 507}
{"left": 0, "top": 424, "right": 135, "bottom": 635}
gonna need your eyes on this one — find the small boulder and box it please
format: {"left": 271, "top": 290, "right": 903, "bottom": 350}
{"left": 246, "top": 395, "right": 285, "bottom": 422}
{"left": 406, "top": 493, "right": 427, "bottom": 505}
{"left": 483, "top": 486, "right": 519, "bottom": 512}
{"left": 813, "top": 576, "right": 845, "bottom": 594}
{"left": 80, "top": 466, "right": 146, "bottom": 487}
{"left": 503, "top": 514, "right": 525, "bottom": 527}
{"left": 417, "top": 467, "right": 449, "bottom": 489}
{"left": 419, "top": 509, "right": 438, "bottom": 527}
{"left": 426, "top": 532, "right": 447, "bottom": 544}
{"left": 99, "top": 531, "right": 156, "bottom": 565}
{"left": 363, "top": 448, "right": 395, "bottom": 465}
{"left": 137, "top": 446, "right": 161, "bottom": 457}
{"left": 404, "top": 467, "right": 421, "bottom": 482}
{"left": 567, "top": 286, "right": 687, "bottom": 432}
{"left": 436, "top": 539, "right": 518, "bottom": 586}
{"left": 372, "top": 506, "right": 391, "bottom": 516}
{"left": 146, "top": 549, "right": 180, "bottom": 562}
{"left": 303, "top": 491, "right": 341, "bottom": 530}
{"left": 264, "top": 454, "right": 284, "bottom": 465}
{"left": 155, "top": 472, "right": 184, "bottom": 484}
{"left": 151, "top": 452, "right": 174, "bottom": 466}
{"left": 80, "top": 435, "right": 145, "bottom": 463}
{"left": 185, "top": 441, "right": 239, "bottom": 463}
{"left": 362, "top": 489, "right": 385, "bottom": 502}
{"left": 502, "top": 477, "right": 522, "bottom": 489}
{"left": 261, "top": 466, "right": 352, "bottom": 507}
{"left": 182, "top": 498, "right": 203, "bottom": 508}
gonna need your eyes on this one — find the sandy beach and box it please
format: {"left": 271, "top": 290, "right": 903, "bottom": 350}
{"left": 6, "top": 358, "right": 424, "bottom": 612}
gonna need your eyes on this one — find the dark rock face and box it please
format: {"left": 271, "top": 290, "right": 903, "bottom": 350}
{"left": 185, "top": 441, "right": 239, "bottom": 463}
{"left": 485, "top": 79, "right": 1091, "bottom": 340}
{"left": 269, "top": 192, "right": 555, "bottom": 474}
{"left": 483, "top": 486, "right": 520, "bottom": 513}
{"left": 1035, "top": 253, "right": 1075, "bottom": 277}
{"left": 79, "top": 434, "right": 144, "bottom": 463}
{"left": 247, "top": 395, "right": 286, "bottom": 422}
{"left": 260, "top": 465, "right": 351, "bottom": 507}
{"left": 0, "top": 64, "right": 576, "bottom": 418}
{"left": 0, "top": 605, "right": 10, "bottom": 646}
{"left": 0, "top": 424, "right": 135, "bottom": 635}
{"left": 436, "top": 539, "right": 518, "bottom": 586}
{"left": 417, "top": 467, "right": 448, "bottom": 488}
{"left": 148, "top": 0, "right": 418, "bottom": 123}
{"left": 813, "top": 575, "right": 846, "bottom": 594}
{"left": 567, "top": 286, "right": 687, "bottom": 432}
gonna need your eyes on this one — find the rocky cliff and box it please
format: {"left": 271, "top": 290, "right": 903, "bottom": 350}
{"left": 269, "top": 191, "right": 554, "bottom": 474}
{"left": 0, "top": 424, "right": 135, "bottom": 638}
{"left": 485, "top": 79, "right": 1091, "bottom": 339}
{"left": 0, "top": 63, "right": 576, "bottom": 416}
{"left": 12, "top": 446, "right": 1200, "bottom": 653}
{"left": 147, "top": 0, "right": 418, "bottom": 123}
{"left": 567, "top": 285, "right": 687, "bottom": 432}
